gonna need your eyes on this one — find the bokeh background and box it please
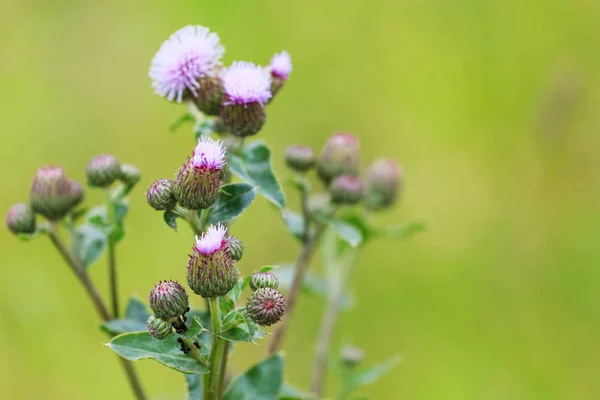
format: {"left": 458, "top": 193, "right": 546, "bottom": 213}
{"left": 2, "top": 0, "right": 600, "bottom": 399}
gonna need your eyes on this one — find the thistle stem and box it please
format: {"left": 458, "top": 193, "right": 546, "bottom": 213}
{"left": 180, "top": 336, "right": 209, "bottom": 366}
{"left": 268, "top": 185, "right": 324, "bottom": 354}
{"left": 217, "top": 341, "right": 230, "bottom": 396}
{"left": 47, "top": 223, "right": 148, "bottom": 400}
{"left": 105, "top": 189, "right": 120, "bottom": 318}
{"left": 206, "top": 297, "right": 225, "bottom": 400}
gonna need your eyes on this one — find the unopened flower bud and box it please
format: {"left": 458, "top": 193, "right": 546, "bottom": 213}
{"left": 330, "top": 175, "right": 363, "bottom": 205}
{"left": 6, "top": 203, "right": 36, "bottom": 235}
{"left": 226, "top": 236, "right": 243, "bottom": 261}
{"left": 317, "top": 133, "right": 360, "bottom": 184}
{"left": 246, "top": 287, "right": 285, "bottom": 326}
{"left": 187, "top": 224, "right": 239, "bottom": 298}
{"left": 307, "top": 193, "right": 332, "bottom": 218}
{"left": 146, "top": 315, "right": 173, "bottom": 340}
{"left": 30, "top": 166, "right": 80, "bottom": 220}
{"left": 146, "top": 179, "right": 177, "bottom": 210}
{"left": 120, "top": 164, "right": 141, "bottom": 187}
{"left": 340, "top": 345, "right": 365, "bottom": 368}
{"left": 149, "top": 280, "right": 189, "bottom": 320}
{"left": 284, "top": 145, "right": 315, "bottom": 172}
{"left": 86, "top": 154, "right": 121, "bottom": 188}
{"left": 364, "top": 158, "right": 403, "bottom": 211}
{"left": 193, "top": 73, "right": 224, "bottom": 116}
{"left": 220, "top": 62, "right": 271, "bottom": 137}
{"left": 269, "top": 51, "right": 292, "bottom": 99}
{"left": 174, "top": 137, "right": 226, "bottom": 210}
{"left": 249, "top": 272, "right": 279, "bottom": 292}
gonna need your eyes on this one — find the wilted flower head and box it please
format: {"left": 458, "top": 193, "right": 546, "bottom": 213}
{"left": 187, "top": 223, "right": 239, "bottom": 298}
{"left": 174, "top": 138, "right": 226, "bottom": 210}
{"left": 222, "top": 61, "right": 272, "bottom": 106}
{"left": 150, "top": 25, "right": 225, "bottom": 102}
{"left": 30, "top": 166, "right": 82, "bottom": 220}
{"left": 246, "top": 287, "right": 286, "bottom": 326}
{"left": 193, "top": 136, "right": 226, "bottom": 170}
{"left": 270, "top": 51, "right": 292, "bottom": 80}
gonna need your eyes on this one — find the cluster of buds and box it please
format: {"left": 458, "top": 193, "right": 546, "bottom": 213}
{"left": 246, "top": 272, "right": 286, "bottom": 326}
{"left": 86, "top": 154, "right": 141, "bottom": 189}
{"left": 283, "top": 132, "right": 403, "bottom": 211}
{"left": 146, "top": 280, "right": 190, "bottom": 340}
{"left": 149, "top": 25, "right": 292, "bottom": 138}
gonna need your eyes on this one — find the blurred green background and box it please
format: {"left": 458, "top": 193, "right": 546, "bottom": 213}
{"left": 2, "top": 0, "right": 600, "bottom": 398}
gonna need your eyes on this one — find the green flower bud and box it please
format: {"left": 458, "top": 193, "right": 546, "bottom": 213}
{"left": 6, "top": 203, "right": 36, "bottom": 235}
{"left": 119, "top": 164, "right": 141, "bottom": 187}
{"left": 364, "top": 158, "right": 403, "bottom": 211}
{"left": 146, "top": 179, "right": 177, "bottom": 210}
{"left": 220, "top": 102, "right": 266, "bottom": 138}
{"left": 193, "top": 73, "right": 224, "bottom": 116}
{"left": 174, "top": 138, "right": 226, "bottom": 210}
{"left": 86, "top": 154, "right": 121, "bottom": 188}
{"left": 307, "top": 193, "right": 332, "bottom": 218}
{"left": 30, "top": 166, "right": 81, "bottom": 220}
{"left": 227, "top": 236, "right": 244, "bottom": 261}
{"left": 149, "top": 280, "right": 189, "bottom": 320}
{"left": 284, "top": 145, "right": 315, "bottom": 172}
{"left": 340, "top": 345, "right": 365, "bottom": 368}
{"left": 146, "top": 315, "right": 172, "bottom": 340}
{"left": 187, "top": 224, "right": 239, "bottom": 298}
{"left": 329, "top": 175, "right": 364, "bottom": 205}
{"left": 317, "top": 133, "right": 360, "bottom": 184}
{"left": 246, "top": 288, "right": 286, "bottom": 326}
{"left": 249, "top": 272, "right": 279, "bottom": 292}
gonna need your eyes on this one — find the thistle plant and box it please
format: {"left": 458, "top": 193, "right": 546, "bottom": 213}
{"left": 6, "top": 23, "right": 424, "bottom": 400}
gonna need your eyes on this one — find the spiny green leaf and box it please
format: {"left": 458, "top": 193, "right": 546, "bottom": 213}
{"left": 207, "top": 183, "right": 256, "bottom": 224}
{"left": 107, "top": 331, "right": 208, "bottom": 374}
{"left": 224, "top": 354, "right": 284, "bottom": 400}
{"left": 101, "top": 319, "right": 147, "bottom": 335}
{"left": 125, "top": 297, "right": 151, "bottom": 322}
{"left": 182, "top": 316, "right": 207, "bottom": 340}
{"left": 229, "top": 141, "right": 285, "bottom": 208}
{"left": 163, "top": 210, "right": 178, "bottom": 232}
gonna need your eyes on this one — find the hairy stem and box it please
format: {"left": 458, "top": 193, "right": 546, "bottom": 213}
{"left": 47, "top": 223, "right": 148, "bottom": 400}
{"left": 268, "top": 187, "right": 324, "bottom": 354}
{"left": 206, "top": 297, "right": 225, "bottom": 400}
{"left": 105, "top": 189, "right": 119, "bottom": 318}
{"left": 217, "top": 341, "right": 230, "bottom": 397}
{"left": 180, "top": 336, "right": 209, "bottom": 366}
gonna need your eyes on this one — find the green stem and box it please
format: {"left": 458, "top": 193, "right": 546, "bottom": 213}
{"left": 217, "top": 341, "right": 230, "bottom": 397}
{"left": 47, "top": 223, "right": 147, "bottom": 400}
{"left": 180, "top": 336, "right": 209, "bottom": 366}
{"left": 206, "top": 297, "right": 225, "bottom": 400}
{"left": 105, "top": 189, "right": 119, "bottom": 318}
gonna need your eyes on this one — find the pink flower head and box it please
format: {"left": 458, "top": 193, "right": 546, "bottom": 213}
{"left": 193, "top": 136, "right": 226, "bottom": 170}
{"left": 195, "top": 223, "right": 227, "bottom": 255}
{"left": 270, "top": 51, "right": 292, "bottom": 80}
{"left": 150, "top": 25, "right": 225, "bottom": 102}
{"left": 222, "top": 61, "right": 272, "bottom": 106}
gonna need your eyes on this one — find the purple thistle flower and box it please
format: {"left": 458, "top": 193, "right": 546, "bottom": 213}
{"left": 222, "top": 61, "right": 272, "bottom": 106}
{"left": 270, "top": 51, "right": 292, "bottom": 80}
{"left": 193, "top": 136, "right": 226, "bottom": 170}
{"left": 150, "top": 25, "right": 225, "bottom": 103}
{"left": 195, "top": 223, "right": 228, "bottom": 255}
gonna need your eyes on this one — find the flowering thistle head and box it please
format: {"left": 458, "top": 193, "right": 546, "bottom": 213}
{"left": 330, "top": 175, "right": 364, "bottom": 205}
{"left": 364, "top": 158, "right": 403, "bottom": 211}
{"left": 150, "top": 25, "right": 224, "bottom": 103}
{"left": 149, "top": 280, "right": 189, "bottom": 320}
{"left": 174, "top": 137, "right": 226, "bottom": 210}
{"left": 146, "top": 315, "right": 173, "bottom": 340}
{"left": 30, "top": 166, "right": 81, "bottom": 220}
{"left": 284, "top": 145, "right": 315, "bottom": 172}
{"left": 86, "top": 154, "right": 121, "bottom": 188}
{"left": 226, "top": 235, "right": 244, "bottom": 261}
{"left": 146, "top": 179, "right": 177, "bottom": 210}
{"left": 249, "top": 272, "right": 279, "bottom": 292}
{"left": 317, "top": 133, "right": 360, "bottom": 184}
{"left": 119, "top": 164, "right": 141, "bottom": 187}
{"left": 220, "top": 61, "right": 271, "bottom": 137}
{"left": 246, "top": 287, "right": 286, "bottom": 326}
{"left": 269, "top": 51, "right": 292, "bottom": 98}
{"left": 6, "top": 203, "right": 36, "bottom": 235}
{"left": 187, "top": 224, "right": 240, "bottom": 298}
